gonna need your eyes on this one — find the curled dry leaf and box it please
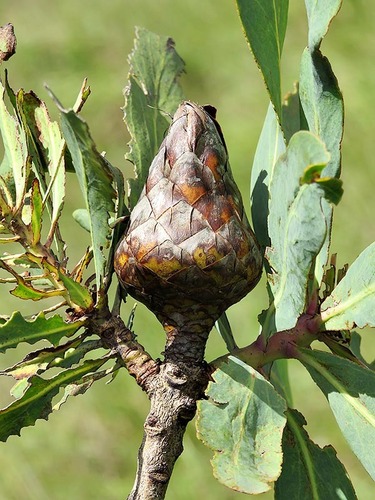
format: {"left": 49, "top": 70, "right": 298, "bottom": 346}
{"left": 0, "top": 24, "right": 16, "bottom": 62}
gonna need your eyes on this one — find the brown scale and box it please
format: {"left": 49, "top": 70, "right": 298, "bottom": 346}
{"left": 114, "top": 101, "right": 262, "bottom": 362}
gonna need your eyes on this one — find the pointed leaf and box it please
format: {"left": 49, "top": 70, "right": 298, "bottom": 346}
{"left": 0, "top": 311, "right": 85, "bottom": 353}
{"left": 275, "top": 409, "right": 356, "bottom": 500}
{"left": 57, "top": 269, "right": 94, "bottom": 310}
{"left": 236, "top": 0, "right": 289, "bottom": 121}
{"left": 267, "top": 131, "right": 330, "bottom": 331}
{"left": 215, "top": 313, "right": 237, "bottom": 352}
{"left": 10, "top": 279, "right": 62, "bottom": 301}
{"left": 196, "top": 356, "right": 287, "bottom": 494}
{"left": 297, "top": 348, "right": 375, "bottom": 480}
{"left": 124, "top": 27, "right": 185, "bottom": 207}
{"left": 321, "top": 241, "right": 375, "bottom": 330}
{"left": 60, "top": 109, "right": 115, "bottom": 291}
{"left": 0, "top": 358, "right": 106, "bottom": 441}
{"left": 251, "top": 103, "right": 286, "bottom": 252}
{"left": 305, "top": 0, "right": 343, "bottom": 50}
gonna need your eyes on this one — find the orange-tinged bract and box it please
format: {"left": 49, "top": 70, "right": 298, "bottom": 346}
{"left": 115, "top": 101, "right": 262, "bottom": 337}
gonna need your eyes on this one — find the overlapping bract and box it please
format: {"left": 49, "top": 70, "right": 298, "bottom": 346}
{"left": 115, "top": 101, "right": 262, "bottom": 326}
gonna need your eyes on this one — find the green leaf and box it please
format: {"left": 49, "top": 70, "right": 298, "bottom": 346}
{"left": 0, "top": 80, "right": 28, "bottom": 209}
{"left": 297, "top": 348, "right": 375, "bottom": 480}
{"left": 0, "top": 311, "right": 85, "bottom": 353}
{"left": 267, "top": 131, "right": 330, "bottom": 331}
{"left": 196, "top": 356, "right": 287, "bottom": 494}
{"left": 270, "top": 360, "right": 293, "bottom": 407}
{"left": 10, "top": 279, "right": 62, "bottom": 301}
{"left": 124, "top": 27, "right": 185, "bottom": 207}
{"left": 321, "top": 242, "right": 375, "bottom": 330}
{"left": 30, "top": 178, "right": 43, "bottom": 245}
{"left": 251, "top": 103, "right": 286, "bottom": 252}
{"left": 236, "top": 0, "right": 289, "bottom": 121}
{"left": 57, "top": 269, "right": 94, "bottom": 310}
{"left": 215, "top": 313, "right": 237, "bottom": 352}
{"left": 305, "top": 0, "right": 343, "bottom": 50}
{"left": 53, "top": 361, "right": 119, "bottom": 411}
{"left": 275, "top": 409, "right": 356, "bottom": 500}
{"left": 60, "top": 109, "right": 115, "bottom": 292}
{"left": 301, "top": 164, "right": 343, "bottom": 205}
{"left": 0, "top": 358, "right": 107, "bottom": 441}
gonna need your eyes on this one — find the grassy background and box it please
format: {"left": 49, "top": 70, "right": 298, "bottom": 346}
{"left": 1, "top": 0, "right": 375, "bottom": 498}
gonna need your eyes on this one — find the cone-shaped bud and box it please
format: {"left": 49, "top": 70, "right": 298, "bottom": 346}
{"left": 115, "top": 101, "right": 262, "bottom": 331}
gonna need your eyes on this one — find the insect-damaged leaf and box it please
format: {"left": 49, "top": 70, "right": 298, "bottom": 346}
{"left": 196, "top": 356, "right": 287, "bottom": 494}
{"left": 1, "top": 338, "right": 102, "bottom": 380}
{"left": 300, "top": 3, "right": 344, "bottom": 286}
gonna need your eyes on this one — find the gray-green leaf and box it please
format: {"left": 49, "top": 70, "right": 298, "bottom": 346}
{"left": 196, "top": 356, "right": 287, "bottom": 494}
{"left": 267, "top": 131, "right": 330, "bottom": 331}
{"left": 305, "top": 0, "right": 343, "bottom": 50}
{"left": 251, "top": 103, "right": 286, "bottom": 252}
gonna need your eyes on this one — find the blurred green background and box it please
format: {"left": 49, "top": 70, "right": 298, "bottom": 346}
{"left": 1, "top": 0, "right": 375, "bottom": 498}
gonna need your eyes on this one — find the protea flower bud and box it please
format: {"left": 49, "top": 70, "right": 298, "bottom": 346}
{"left": 115, "top": 102, "right": 262, "bottom": 359}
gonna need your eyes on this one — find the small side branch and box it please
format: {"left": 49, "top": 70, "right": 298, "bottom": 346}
{"left": 90, "top": 309, "right": 159, "bottom": 392}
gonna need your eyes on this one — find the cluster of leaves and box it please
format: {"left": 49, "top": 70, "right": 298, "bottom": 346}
{"left": 196, "top": 0, "right": 375, "bottom": 497}
{"left": 0, "top": 25, "right": 185, "bottom": 442}
{"left": 0, "top": 75, "right": 124, "bottom": 438}
{"left": 0, "top": 1, "right": 374, "bottom": 498}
